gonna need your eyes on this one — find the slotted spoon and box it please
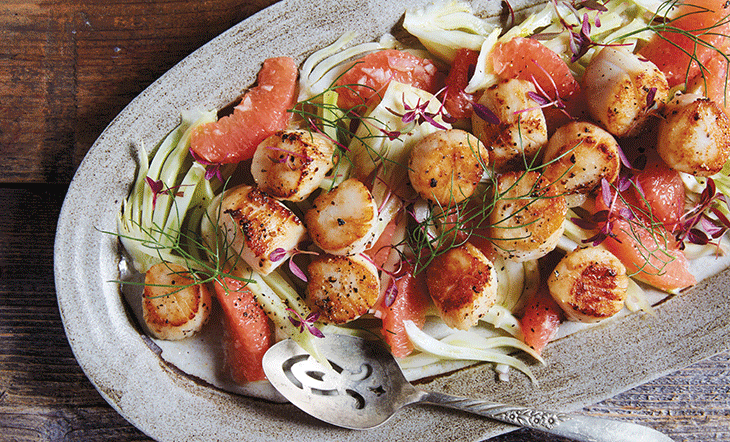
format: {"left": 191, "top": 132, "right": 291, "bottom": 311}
{"left": 262, "top": 333, "right": 674, "bottom": 442}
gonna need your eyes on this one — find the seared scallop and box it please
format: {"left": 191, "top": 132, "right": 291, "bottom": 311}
{"left": 251, "top": 130, "right": 337, "bottom": 201}
{"left": 408, "top": 129, "right": 489, "bottom": 206}
{"left": 541, "top": 121, "right": 621, "bottom": 207}
{"left": 488, "top": 170, "right": 567, "bottom": 262}
{"left": 547, "top": 247, "right": 629, "bottom": 323}
{"left": 425, "top": 242, "right": 498, "bottom": 331}
{"left": 472, "top": 78, "right": 548, "bottom": 171}
{"left": 657, "top": 93, "right": 730, "bottom": 176}
{"left": 306, "top": 253, "right": 380, "bottom": 324}
{"left": 217, "top": 185, "right": 307, "bottom": 275}
{"left": 582, "top": 46, "right": 669, "bottom": 137}
{"left": 305, "top": 178, "right": 379, "bottom": 255}
{"left": 143, "top": 262, "right": 212, "bottom": 340}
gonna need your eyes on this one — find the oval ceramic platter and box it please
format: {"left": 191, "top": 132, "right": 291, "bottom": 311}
{"left": 55, "top": 0, "right": 730, "bottom": 441}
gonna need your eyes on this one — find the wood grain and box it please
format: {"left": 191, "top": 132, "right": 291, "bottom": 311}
{"left": 0, "top": 0, "right": 280, "bottom": 183}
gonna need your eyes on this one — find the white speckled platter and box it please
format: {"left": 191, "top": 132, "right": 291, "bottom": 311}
{"left": 54, "top": 0, "right": 730, "bottom": 441}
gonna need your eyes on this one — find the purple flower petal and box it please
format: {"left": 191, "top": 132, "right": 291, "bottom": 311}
{"left": 527, "top": 91, "right": 552, "bottom": 106}
{"left": 421, "top": 112, "right": 449, "bottom": 130}
{"left": 601, "top": 178, "right": 612, "bottom": 208}
{"left": 146, "top": 176, "right": 163, "bottom": 194}
{"left": 687, "top": 228, "right": 710, "bottom": 245}
{"left": 305, "top": 311, "right": 320, "bottom": 323}
{"left": 591, "top": 210, "right": 610, "bottom": 223}
{"left": 571, "top": 216, "right": 598, "bottom": 230}
{"left": 579, "top": 0, "right": 608, "bottom": 12}
{"left": 617, "top": 175, "right": 632, "bottom": 193}
{"left": 286, "top": 308, "right": 303, "bottom": 329}
{"left": 618, "top": 207, "right": 634, "bottom": 220}
{"left": 401, "top": 111, "right": 416, "bottom": 124}
{"left": 646, "top": 87, "right": 657, "bottom": 109}
{"left": 269, "top": 247, "right": 287, "bottom": 262}
{"left": 289, "top": 258, "right": 308, "bottom": 282}
{"left": 472, "top": 103, "right": 500, "bottom": 125}
{"left": 700, "top": 216, "right": 725, "bottom": 237}
{"left": 305, "top": 323, "right": 325, "bottom": 338}
{"left": 384, "top": 278, "right": 398, "bottom": 307}
{"left": 379, "top": 128, "right": 402, "bottom": 141}
{"left": 617, "top": 144, "right": 633, "bottom": 169}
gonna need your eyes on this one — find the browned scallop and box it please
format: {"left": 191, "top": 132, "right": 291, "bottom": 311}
{"left": 218, "top": 185, "right": 307, "bottom": 275}
{"left": 306, "top": 253, "right": 380, "bottom": 324}
{"left": 542, "top": 121, "right": 621, "bottom": 207}
{"left": 471, "top": 78, "right": 548, "bottom": 171}
{"left": 488, "top": 170, "right": 567, "bottom": 262}
{"left": 143, "top": 262, "right": 212, "bottom": 340}
{"left": 657, "top": 93, "right": 730, "bottom": 176}
{"left": 425, "top": 242, "right": 498, "bottom": 331}
{"left": 582, "top": 46, "right": 669, "bottom": 138}
{"left": 408, "top": 129, "right": 489, "bottom": 206}
{"left": 305, "top": 178, "right": 379, "bottom": 255}
{"left": 547, "top": 247, "right": 629, "bottom": 323}
{"left": 251, "top": 130, "right": 337, "bottom": 201}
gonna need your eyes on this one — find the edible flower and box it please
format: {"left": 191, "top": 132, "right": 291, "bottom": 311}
{"left": 676, "top": 178, "right": 730, "bottom": 248}
{"left": 189, "top": 148, "right": 224, "bottom": 182}
{"left": 145, "top": 177, "right": 185, "bottom": 210}
{"left": 287, "top": 309, "right": 324, "bottom": 338}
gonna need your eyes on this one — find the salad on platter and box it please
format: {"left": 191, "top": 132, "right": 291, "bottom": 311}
{"left": 114, "top": 0, "right": 730, "bottom": 399}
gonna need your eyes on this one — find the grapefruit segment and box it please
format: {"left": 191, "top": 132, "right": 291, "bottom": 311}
{"left": 191, "top": 57, "right": 298, "bottom": 164}
{"left": 688, "top": 51, "right": 730, "bottom": 116}
{"left": 334, "top": 49, "right": 443, "bottom": 110}
{"left": 491, "top": 37, "right": 581, "bottom": 102}
{"left": 519, "top": 285, "right": 562, "bottom": 354}
{"left": 214, "top": 277, "right": 272, "bottom": 383}
{"left": 595, "top": 189, "right": 695, "bottom": 293}
{"left": 375, "top": 263, "right": 430, "bottom": 358}
{"left": 638, "top": 0, "right": 730, "bottom": 87}
{"left": 443, "top": 48, "right": 481, "bottom": 119}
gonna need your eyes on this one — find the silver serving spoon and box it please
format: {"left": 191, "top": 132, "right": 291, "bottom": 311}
{"left": 262, "top": 333, "right": 674, "bottom": 442}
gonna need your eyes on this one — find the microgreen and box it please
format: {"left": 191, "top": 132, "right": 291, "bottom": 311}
{"left": 286, "top": 308, "right": 324, "bottom": 338}
{"left": 676, "top": 178, "right": 730, "bottom": 248}
{"left": 571, "top": 179, "right": 634, "bottom": 245}
{"left": 386, "top": 92, "right": 453, "bottom": 132}
{"left": 569, "top": 13, "right": 595, "bottom": 62}
{"left": 188, "top": 148, "right": 224, "bottom": 182}
{"left": 519, "top": 60, "right": 570, "bottom": 118}
{"left": 145, "top": 176, "right": 186, "bottom": 210}
{"left": 268, "top": 247, "right": 319, "bottom": 282}
{"left": 472, "top": 103, "right": 501, "bottom": 125}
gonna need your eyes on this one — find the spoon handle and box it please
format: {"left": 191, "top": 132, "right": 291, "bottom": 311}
{"left": 420, "top": 391, "right": 674, "bottom": 442}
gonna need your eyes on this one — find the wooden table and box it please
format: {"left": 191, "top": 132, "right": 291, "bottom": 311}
{"left": 2, "top": 1, "right": 728, "bottom": 441}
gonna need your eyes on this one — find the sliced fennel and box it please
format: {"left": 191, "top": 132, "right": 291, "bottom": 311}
{"left": 298, "top": 32, "right": 397, "bottom": 102}
{"left": 494, "top": 256, "right": 525, "bottom": 310}
{"left": 117, "top": 109, "right": 218, "bottom": 272}
{"left": 403, "top": 0, "right": 495, "bottom": 62}
{"left": 349, "top": 81, "right": 451, "bottom": 186}
{"left": 479, "top": 305, "right": 523, "bottom": 339}
{"left": 403, "top": 320, "right": 539, "bottom": 384}
{"left": 624, "top": 277, "right": 656, "bottom": 315}
{"left": 463, "top": 28, "right": 502, "bottom": 94}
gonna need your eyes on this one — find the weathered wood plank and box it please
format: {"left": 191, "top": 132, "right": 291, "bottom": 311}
{"left": 0, "top": 0, "right": 280, "bottom": 183}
